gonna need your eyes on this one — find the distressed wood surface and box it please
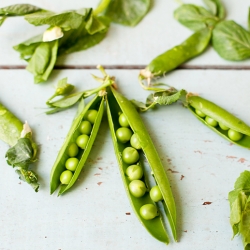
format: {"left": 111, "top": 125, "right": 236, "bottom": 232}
{"left": 0, "top": 69, "right": 249, "bottom": 250}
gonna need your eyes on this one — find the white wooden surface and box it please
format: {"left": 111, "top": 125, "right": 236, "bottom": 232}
{"left": 0, "top": 69, "right": 249, "bottom": 250}
{"left": 0, "top": 0, "right": 249, "bottom": 66}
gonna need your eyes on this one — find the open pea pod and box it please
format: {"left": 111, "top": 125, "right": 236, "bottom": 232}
{"left": 187, "top": 95, "right": 250, "bottom": 148}
{"left": 50, "top": 94, "right": 105, "bottom": 195}
{"left": 106, "top": 86, "right": 177, "bottom": 243}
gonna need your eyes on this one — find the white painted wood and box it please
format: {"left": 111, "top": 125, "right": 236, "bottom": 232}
{"left": 0, "top": 0, "right": 249, "bottom": 66}
{"left": 0, "top": 69, "right": 248, "bottom": 250}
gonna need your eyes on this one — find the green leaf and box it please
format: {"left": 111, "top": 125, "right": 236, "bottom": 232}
{"left": 25, "top": 10, "right": 85, "bottom": 30}
{"left": 240, "top": 201, "right": 250, "bottom": 248}
{"left": 153, "top": 89, "right": 186, "bottom": 106}
{"left": 5, "top": 138, "right": 34, "bottom": 169}
{"left": 174, "top": 4, "right": 220, "bottom": 31}
{"left": 26, "top": 40, "right": 58, "bottom": 83}
{"left": 55, "top": 77, "right": 74, "bottom": 95}
{"left": 58, "top": 16, "right": 110, "bottom": 55}
{"left": 234, "top": 171, "right": 250, "bottom": 191}
{"left": 203, "top": 0, "right": 225, "bottom": 19}
{"left": 212, "top": 20, "right": 250, "bottom": 61}
{"left": 0, "top": 16, "right": 6, "bottom": 26}
{"left": 0, "top": 4, "right": 42, "bottom": 16}
{"left": 104, "top": 0, "right": 151, "bottom": 26}
{"left": 16, "top": 168, "right": 39, "bottom": 192}
{"left": 13, "top": 34, "right": 43, "bottom": 61}
{"left": 85, "top": 14, "right": 108, "bottom": 35}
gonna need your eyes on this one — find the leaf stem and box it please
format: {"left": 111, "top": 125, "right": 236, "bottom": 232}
{"left": 93, "top": 0, "right": 111, "bottom": 16}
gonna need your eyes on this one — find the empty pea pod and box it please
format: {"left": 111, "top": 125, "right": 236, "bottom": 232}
{"left": 186, "top": 94, "right": 250, "bottom": 147}
{"left": 106, "top": 86, "right": 177, "bottom": 244}
{"left": 50, "top": 94, "right": 105, "bottom": 195}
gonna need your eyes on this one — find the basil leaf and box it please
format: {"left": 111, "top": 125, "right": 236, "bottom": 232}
{"left": 25, "top": 11, "right": 85, "bottom": 30}
{"left": 203, "top": 0, "right": 225, "bottom": 19}
{"left": 174, "top": 4, "right": 220, "bottom": 31}
{"left": 13, "top": 34, "right": 43, "bottom": 61}
{"left": 0, "top": 4, "right": 42, "bottom": 16}
{"left": 234, "top": 170, "right": 250, "bottom": 191}
{"left": 104, "top": 0, "right": 151, "bottom": 26}
{"left": 212, "top": 20, "right": 250, "bottom": 61}
{"left": 26, "top": 40, "right": 58, "bottom": 83}
{"left": 5, "top": 138, "right": 34, "bottom": 169}
{"left": 241, "top": 201, "right": 250, "bottom": 249}
{"left": 85, "top": 14, "right": 108, "bottom": 35}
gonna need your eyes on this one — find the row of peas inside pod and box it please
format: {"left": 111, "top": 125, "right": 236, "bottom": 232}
{"left": 106, "top": 85, "right": 177, "bottom": 244}
{"left": 50, "top": 94, "right": 105, "bottom": 196}
{"left": 116, "top": 112, "right": 164, "bottom": 218}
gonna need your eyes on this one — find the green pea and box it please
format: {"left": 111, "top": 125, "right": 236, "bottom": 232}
{"left": 60, "top": 170, "right": 73, "bottom": 184}
{"left": 130, "top": 133, "right": 142, "bottom": 150}
{"left": 205, "top": 116, "right": 218, "bottom": 127}
{"left": 76, "top": 134, "right": 89, "bottom": 149}
{"left": 67, "top": 142, "right": 79, "bottom": 157}
{"left": 140, "top": 204, "right": 158, "bottom": 220}
{"left": 125, "top": 165, "right": 143, "bottom": 181}
{"left": 65, "top": 157, "right": 79, "bottom": 171}
{"left": 128, "top": 180, "right": 147, "bottom": 198}
{"left": 85, "top": 109, "right": 98, "bottom": 124}
{"left": 79, "top": 120, "right": 92, "bottom": 135}
{"left": 118, "top": 113, "right": 129, "bottom": 127}
{"left": 116, "top": 127, "right": 133, "bottom": 143}
{"left": 218, "top": 122, "right": 229, "bottom": 130}
{"left": 122, "top": 147, "right": 140, "bottom": 164}
{"left": 195, "top": 109, "right": 206, "bottom": 118}
{"left": 149, "top": 186, "right": 163, "bottom": 202}
{"left": 228, "top": 129, "right": 243, "bottom": 141}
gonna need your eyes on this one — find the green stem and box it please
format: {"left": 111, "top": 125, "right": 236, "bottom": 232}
{"left": 93, "top": 0, "right": 111, "bottom": 16}
{"left": 138, "top": 75, "right": 166, "bottom": 92}
{"left": 83, "top": 79, "right": 113, "bottom": 98}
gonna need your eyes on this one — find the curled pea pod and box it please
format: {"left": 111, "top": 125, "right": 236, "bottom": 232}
{"left": 186, "top": 94, "right": 250, "bottom": 147}
{"left": 50, "top": 94, "right": 105, "bottom": 195}
{"left": 139, "top": 27, "right": 212, "bottom": 83}
{"left": 0, "top": 102, "right": 39, "bottom": 191}
{"left": 106, "top": 86, "right": 177, "bottom": 243}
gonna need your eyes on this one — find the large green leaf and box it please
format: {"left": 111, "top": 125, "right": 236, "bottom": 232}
{"left": 174, "top": 4, "right": 220, "bottom": 31}
{"left": 104, "top": 0, "right": 151, "bottom": 26}
{"left": 212, "top": 20, "right": 250, "bottom": 61}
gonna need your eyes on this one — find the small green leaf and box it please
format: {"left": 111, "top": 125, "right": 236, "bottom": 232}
{"left": 13, "top": 34, "right": 43, "bottom": 61}
{"left": 0, "top": 4, "right": 42, "bottom": 16}
{"left": 153, "top": 89, "right": 186, "bottom": 106}
{"left": 212, "top": 20, "right": 250, "bottom": 61}
{"left": 5, "top": 138, "right": 34, "bottom": 169}
{"left": 234, "top": 171, "right": 250, "bottom": 191}
{"left": 85, "top": 14, "right": 108, "bottom": 35}
{"left": 203, "top": 0, "right": 225, "bottom": 19}
{"left": 55, "top": 78, "right": 74, "bottom": 95}
{"left": 174, "top": 4, "right": 220, "bottom": 31}
{"left": 240, "top": 201, "right": 250, "bottom": 248}
{"left": 203, "top": 0, "right": 217, "bottom": 15}
{"left": 25, "top": 11, "right": 85, "bottom": 30}
{"left": 26, "top": 40, "right": 58, "bottom": 83}
{"left": 104, "top": 0, "right": 151, "bottom": 26}
{"left": 0, "top": 16, "right": 6, "bottom": 26}
{"left": 16, "top": 168, "right": 39, "bottom": 192}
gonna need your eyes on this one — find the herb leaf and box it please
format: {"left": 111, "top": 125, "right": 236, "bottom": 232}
{"left": 24, "top": 11, "right": 85, "bottom": 30}
{"left": 203, "top": 0, "right": 225, "bottom": 19}
{"left": 174, "top": 4, "right": 220, "bottom": 31}
{"left": 26, "top": 40, "right": 58, "bottom": 83}
{"left": 0, "top": 4, "right": 42, "bottom": 16}
{"left": 104, "top": 0, "right": 151, "bottom": 26}
{"left": 212, "top": 20, "right": 250, "bottom": 61}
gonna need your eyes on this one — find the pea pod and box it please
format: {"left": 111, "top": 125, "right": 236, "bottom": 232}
{"left": 106, "top": 86, "right": 177, "bottom": 243}
{"left": 50, "top": 94, "right": 105, "bottom": 195}
{"left": 139, "top": 27, "right": 212, "bottom": 82}
{"left": 187, "top": 95, "right": 250, "bottom": 148}
{"left": 0, "top": 102, "right": 39, "bottom": 191}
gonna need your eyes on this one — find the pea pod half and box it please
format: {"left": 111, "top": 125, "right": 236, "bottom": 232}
{"left": 50, "top": 94, "right": 105, "bottom": 195}
{"left": 139, "top": 27, "right": 212, "bottom": 82}
{"left": 106, "top": 86, "right": 177, "bottom": 243}
{"left": 187, "top": 95, "right": 250, "bottom": 148}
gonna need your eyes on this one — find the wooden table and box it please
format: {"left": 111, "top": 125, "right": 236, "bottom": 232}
{"left": 0, "top": 1, "right": 249, "bottom": 249}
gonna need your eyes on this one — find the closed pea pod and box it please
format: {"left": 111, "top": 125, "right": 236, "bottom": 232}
{"left": 187, "top": 94, "right": 250, "bottom": 147}
{"left": 106, "top": 86, "right": 177, "bottom": 243}
{"left": 50, "top": 94, "right": 105, "bottom": 195}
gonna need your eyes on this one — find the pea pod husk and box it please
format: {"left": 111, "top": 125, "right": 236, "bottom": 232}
{"left": 50, "top": 94, "right": 105, "bottom": 195}
{"left": 187, "top": 95, "right": 250, "bottom": 148}
{"left": 140, "top": 27, "right": 212, "bottom": 79}
{"left": 0, "top": 102, "right": 23, "bottom": 147}
{"left": 106, "top": 86, "right": 177, "bottom": 243}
